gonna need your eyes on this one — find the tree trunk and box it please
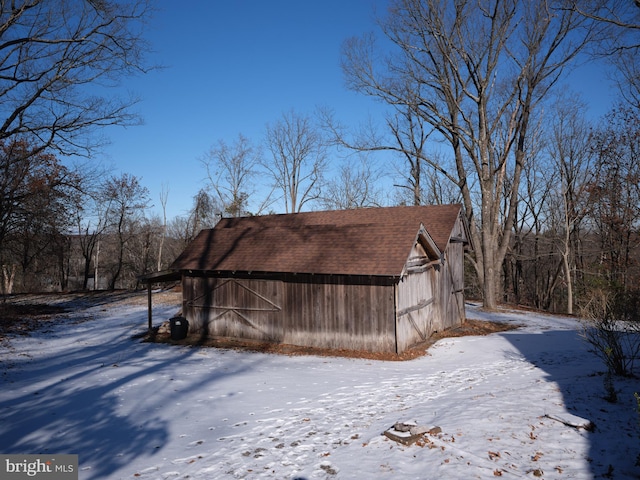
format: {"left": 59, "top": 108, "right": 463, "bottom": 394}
{"left": 2, "top": 264, "right": 16, "bottom": 295}
{"left": 482, "top": 227, "right": 498, "bottom": 309}
{"left": 563, "top": 253, "right": 573, "bottom": 315}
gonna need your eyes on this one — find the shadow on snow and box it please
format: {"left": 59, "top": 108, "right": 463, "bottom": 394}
{"left": 501, "top": 326, "right": 639, "bottom": 479}
{"left": 0, "top": 308, "right": 258, "bottom": 480}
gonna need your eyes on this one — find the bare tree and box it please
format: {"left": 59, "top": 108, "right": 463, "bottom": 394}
{"left": 128, "top": 214, "right": 163, "bottom": 287}
{"left": 569, "top": 1, "right": 640, "bottom": 108}
{"left": 166, "top": 216, "right": 194, "bottom": 256}
{"left": 388, "top": 106, "right": 433, "bottom": 206}
{"left": 0, "top": 139, "right": 80, "bottom": 292}
{"left": 419, "top": 156, "right": 462, "bottom": 206}
{"left": 201, "top": 134, "right": 265, "bottom": 217}
{"left": 342, "top": 0, "right": 605, "bottom": 308}
{"left": 502, "top": 98, "right": 591, "bottom": 313}
{"left": 546, "top": 95, "right": 594, "bottom": 314}
{"left": 157, "top": 183, "right": 168, "bottom": 271}
{"left": 71, "top": 183, "right": 109, "bottom": 290}
{"left": 184, "top": 189, "right": 221, "bottom": 242}
{"left": 587, "top": 106, "right": 640, "bottom": 290}
{"left": 320, "top": 104, "right": 441, "bottom": 207}
{"left": 264, "top": 110, "right": 328, "bottom": 213}
{"left": 500, "top": 111, "right": 553, "bottom": 309}
{"left": 0, "top": 0, "right": 152, "bottom": 291}
{"left": 321, "top": 155, "right": 385, "bottom": 210}
{"left": 0, "top": 0, "right": 152, "bottom": 156}
{"left": 101, "top": 173, "right": 150, "bottom": 290}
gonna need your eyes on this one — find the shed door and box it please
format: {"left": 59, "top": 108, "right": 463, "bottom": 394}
{"left": 395, "top": 268, "right": 437, "bottom": 352}
{"left": 187, "top": 278, "right": 283, "bottom": 341}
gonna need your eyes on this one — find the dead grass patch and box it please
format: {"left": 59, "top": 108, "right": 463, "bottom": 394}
{"left": 148, "top": 318, "right": 520, "bottom": 361}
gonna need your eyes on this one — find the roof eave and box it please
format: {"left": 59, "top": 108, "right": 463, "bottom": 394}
{"left": 176, "top": 268, "right": 400, "bottom": 281}
{"left": 138, "top": 269, "right": 181, "bottom": 283}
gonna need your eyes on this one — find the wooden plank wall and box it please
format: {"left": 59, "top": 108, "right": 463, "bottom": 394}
{"left": 179, "top": 214, "right": 468, "bottom": 354}
{"left": 395, "top": 265, "right": 438, "bottom": 353}
{"left": 395, "top": 215, "right": 468, "bottom": 351}
{"left": 182, "top": 274, "right": 397, "bottom": 353}
{"left": 182, "top": 276, "right": 284, "bottom": 341}
{"left": 441, "top": 217, "right": 467, "bottom": 329}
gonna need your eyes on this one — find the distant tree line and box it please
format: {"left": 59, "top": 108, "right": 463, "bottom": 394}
{"left": 0, "top": 0, "right": 154, "bottom": 293}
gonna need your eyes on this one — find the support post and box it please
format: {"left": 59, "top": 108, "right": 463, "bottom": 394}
{"left": 147, "top": 282, "right": 152, "bottom": 331}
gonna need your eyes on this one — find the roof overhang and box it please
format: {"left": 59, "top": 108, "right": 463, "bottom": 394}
{"left": 401, "top": 225, "right": 443, "bottom": 276}
{"left": 416, "top": 224, "right": 442, "bottom": 261}
{"left": 174, "top": 269, "right": 400, "bottom": 284}
{"left": 138, "top": 269, "right": 181, "bottom": 284}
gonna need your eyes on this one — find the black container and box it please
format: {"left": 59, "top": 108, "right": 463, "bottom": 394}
{"left": 169, "top": 316, "right": 189, "bottom": 340}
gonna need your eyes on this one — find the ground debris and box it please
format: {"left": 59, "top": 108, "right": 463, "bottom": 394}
{"left": 384, "top": 422, "right": 442, "bottom": 446}
{"left": 0, "top": 303, "right": 69, "bottom": 338}
{"left": 544, "top": 413, "right": 595, "bottom": 431}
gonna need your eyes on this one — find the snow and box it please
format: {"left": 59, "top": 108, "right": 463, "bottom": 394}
{"left": 1, "top": 298, "right": 639, "bottom": 479}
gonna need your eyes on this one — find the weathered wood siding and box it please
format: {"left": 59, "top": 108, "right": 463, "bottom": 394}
{"left": 181, "top": 273, "right": 397, "bottom": 353}
{"left": 395, "top": 252, "right": 439, "bottom": 353}
{"left": 182, "top": 275, "right": 284, "bottom": 341}
{"left": 179, "top": 213, "right": 468, "bottom": 354}
{"left": 395, "top": 215, "right": 467, "bottom": 351}
{"left": 441, "top": 240, "right": 466, "bottom": 329}
{"left": 442, "top": 216, "right": 467, "bottom": 329}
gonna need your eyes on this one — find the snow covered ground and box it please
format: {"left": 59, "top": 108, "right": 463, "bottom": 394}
{"left": 1, "top": 295, "right": 639, "bottom": 479}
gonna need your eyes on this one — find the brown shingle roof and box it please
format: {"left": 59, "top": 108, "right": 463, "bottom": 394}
{"left": 170, "top": 204, "right": 463, "bottom": 277}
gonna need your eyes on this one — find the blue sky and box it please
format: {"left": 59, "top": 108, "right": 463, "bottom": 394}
{"left": 98, "top": 1, "right": 617, "bottom": 221}
{"left": 99, "top": 1, "right": 390, "bottom": 220}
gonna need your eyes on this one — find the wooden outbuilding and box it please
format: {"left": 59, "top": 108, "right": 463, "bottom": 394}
{"left": 168, "top": 204, "right": 471, "bottom": 354}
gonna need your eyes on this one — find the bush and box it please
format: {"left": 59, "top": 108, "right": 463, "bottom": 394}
{"left": 579, "top": 288, "right": 640, "bottom": 377}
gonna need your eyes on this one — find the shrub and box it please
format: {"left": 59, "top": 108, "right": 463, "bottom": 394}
{"left": 579, "top": 288, "right": 640, "bottom": 377}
